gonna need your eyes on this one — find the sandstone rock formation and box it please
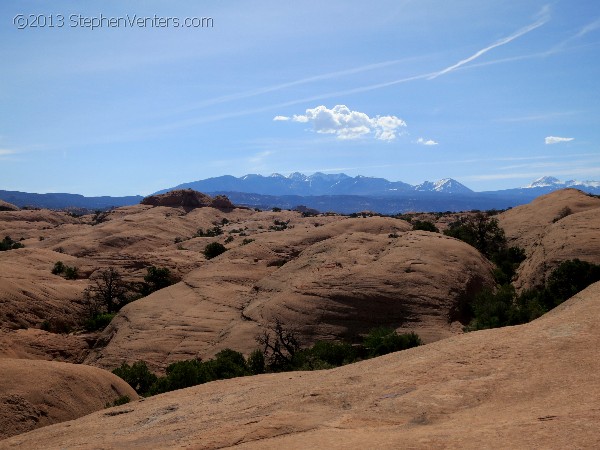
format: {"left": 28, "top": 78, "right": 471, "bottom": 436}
{"left": 85, "top": 217, "right": 494, "bottom": 373}
{"left": 4, "top": 281, "right": 600, "bottom": 449}
{"left": 0, "top": 200, "right": 19, "bottom": 212}
{"left": 0, "top": 359, "right": 137, "bottom": 440}
{"left": 140, "top": 189, "right": 235, "bottom": 210}
{"left": 498, "top": 189, "right": 600, "bottom": 290}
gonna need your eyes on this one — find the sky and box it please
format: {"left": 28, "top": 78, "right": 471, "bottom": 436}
{"left": 1, "top": 0, "right": 599, "bottom": 196}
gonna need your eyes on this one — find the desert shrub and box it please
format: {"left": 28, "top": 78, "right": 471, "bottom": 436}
{"left": 139, "top": 266, "right": 174, "bottom": 294}
{"left": 83, "top": 267, "right": 130, "bottom": 314}
{"left": 246, "top": 349, "right": 266, "bottom": 375}
{"left": 466, "top": 259, "right": 600, "bottom": 331}
{"left": 203, "top": 242, "right": 227, "bottom": 259}
{"left": 256, "top": 318, "right": 301, "bottom": 372}
{"left": 224, "top": 236, "right": 234, "bottom": 244}
{"left": 240, "top": 238, "right": 254, "bottom": 246}
{"left": 203, "top": 349, "right": 249, "bottom": 380}
{"left": 64, "top": 266, "right": 79, "bottom": 280}
{"left": 362, "top": 327, "right": 422, "bottom": 357}
{"left": 444, "top": 213, "right": 506, "bottom": 259}
{"left": 271, "top": 207, "right": 281, "bottom": 212}
{"left": 52, "top": 261, "right": 66, "bottom": 275}
{"left": 267, "top": 258, "right": 287, "bottom": 267}
{"left": 412, "top": 220, "right": 439, "bottom": 233}
{"left": 84, "top": 313, "right": 116, "bottom": 331}
{"left": 294, "top": 341, "right": 357, "bottom": 370}
{"left": 544, "top": 259, "right": 600, "bottom": 307}
{"left": 105, "top": 395, "right": 130, "bottom": 408}
{"left": 490, "top": 246, "right": 526, "bottom": 285}
{"left": 91, "top": 210, "right": 109, "bottom": 225}
{"left": 0, "top": 236, "right": 24, "bottom": 251}
{"left": 39, "top": 317, "right": 73, "bottom": 334}
{"left": 195, "top": 226, "right": 223, "bottom": 237}
{"left": 113, "top": 361, "right": 158, "bottom": 396}
{"left": 552, "top": 206, "right": 573, "bottom": 223}
{"left": 464, "top": 285, "right": 517, "bottom": 331}
{"left": 269, "top": 220, "right": 289, "bottom": 231}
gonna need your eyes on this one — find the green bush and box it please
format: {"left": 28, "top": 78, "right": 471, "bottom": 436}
{"left": 203, "top": 242, "right": 227, "bottom": 259}
{"left": 0, "top": 236, "right": 24, "bottom": 251}
{"left": 64, "top": 266, "right": 79, "bottom": 280}
{"left": 84, "top": 313, "right": 116, "bottom": 332}
{"left": 131, "top": 266, "right": 176, "bottom": 298}
{"left": 195, "top": 226, "right": 223, "bottom": 237}
{"left": 246, "top": 349, "right": 266, "bottom": 375}
{"left": 112, "top": 361, "right": 158, "bottom": 397}
{"left": 105, "top": 395, "right": 130, "bottom": 408}
{"left": 362, "top": 327, "right": 422, "bottom": 357}
{"left": 443, "top": 213, "right": 506, "bottom": 259}
{"left": 412, "top": 220, "right": 439, "bottom": 233}
{"left": 52, "top": 261, "right": 66, "bottom": 275}
{"left": 466, "top": 259, "right": 600, "bottom": 331}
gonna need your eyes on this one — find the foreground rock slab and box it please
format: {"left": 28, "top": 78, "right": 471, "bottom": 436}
{"left": 4, "top": 282, "right": 600, "bottom": 449}
{"left": 0, "top": 359, "right": 137, "bottom": 440}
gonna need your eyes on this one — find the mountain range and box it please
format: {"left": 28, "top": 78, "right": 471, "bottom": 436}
{"left": 1, "top": 175, "right": 598, "bottom": 214}
{"left": 155, "top": 172, "right": 474, "bottom": 196}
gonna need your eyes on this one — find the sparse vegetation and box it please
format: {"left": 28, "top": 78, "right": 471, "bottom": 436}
{"left": 466, "top": 259, "right": 600, "bottom": 331}
{"left": 51, "top": 261, "right": 79, "bottom": 279}
{"left": 105, "top": 395, "right": 130, "bottom": 408}
{"left": 269, "top": 219, "right": 289, "bottom": 231}
{"left": 195, "top": 226, "right": 223, "bottom": 237}
{"left": 91, "top": 210, "right": 110, "bottom": 225}
{"left": 83, "top": 267, "right": 130, "bottom": 315}
{"left": 443, "top": 213, "right": 525, "bottom": 284}
{"left": 84, "top": 312, "right": 116, "bottom": 332}
{"left": 203, "top": 242, "right": 227, "bottom": 259}
{"left": 412, "top": 220, "right": 439, "bottom": 233}
{"left": 0, "top": 236, "right": 24, "bottom": 251}
{"left": 113, "top": 320, "right": 422, "bottom": 397}
{"left": 552, "top": 206, "right": 573, "bottom": 223}
{"left": 240, "top": 238, "right": 254, "bottom": 246}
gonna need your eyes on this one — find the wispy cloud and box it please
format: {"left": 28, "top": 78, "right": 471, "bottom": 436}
{"left": 283, "top": 105, "right": 406, "bottom": 141}
{"left": 248, "top": 150, "right": 273, "bottom": 164}
{"left": 495, "top": 111, "right": 581, "bottom": 123}
{"left": 416, "top": 138, "right": 438, "bottom": 146}
{"left": 273, "top": 116, "right": 290, "bottom": 121}
{"left": 545, "top": 136, "right": 574, "bottom": 144}
{"left": 428, "top": 7, "right": 549, "bottom": 80}
{"left": 463, "top": 166, "right": 600, "bottom": 182}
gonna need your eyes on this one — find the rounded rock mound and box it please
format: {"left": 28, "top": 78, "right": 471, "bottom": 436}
{"left": 0, "top": 200, "right": 19, "bottom": 211}
{"left": 0, "top": 359, "right": 137, "bottom": 439}
{"left": 141, "top": 189, "right": 235, "bottom": 209}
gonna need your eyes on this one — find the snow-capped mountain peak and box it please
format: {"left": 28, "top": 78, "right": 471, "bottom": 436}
{"left": 525, "top": 176, "right": 563, "bottom": 188}
{"left": 414, "top": 178, "right": 472, "bottom": 194}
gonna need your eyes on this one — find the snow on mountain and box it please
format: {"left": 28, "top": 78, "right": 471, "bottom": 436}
{"left": 414, "top": 178, "right": 472, "bottom": 194}
{"left": 525, "top": 176, "right": 563, "bottom": 188}
{"left": 524, "top": 176, "right": 600, "bottom": 190}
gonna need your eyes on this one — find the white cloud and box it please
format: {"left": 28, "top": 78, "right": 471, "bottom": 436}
{"left": 273, "top": 116, "right": 290, "bottom": 121}
{"left": 286, "top": 105, "right": 406, "bottom": 141}
{"left": 416, "top": 138, "right": 438, "bottom": 146}
{"left": 0, "top": 149, "right": 17, "bottom": 156}
{"left": 545, "top": 136, "right": 575, "bottom": 145}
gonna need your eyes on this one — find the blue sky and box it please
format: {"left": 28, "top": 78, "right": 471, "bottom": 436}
{"left": 1, "top": 0, "right": 599, "bottom": 195}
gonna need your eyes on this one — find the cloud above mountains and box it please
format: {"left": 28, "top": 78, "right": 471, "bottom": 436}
{"left": 416, "top": 138, "right": 438, "bottom": 146}
{"left": 545, "top": 136, "right": 575, "bottom": 145}
{"left": 275, "top": 105, "right": 406, "bottom": 141}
